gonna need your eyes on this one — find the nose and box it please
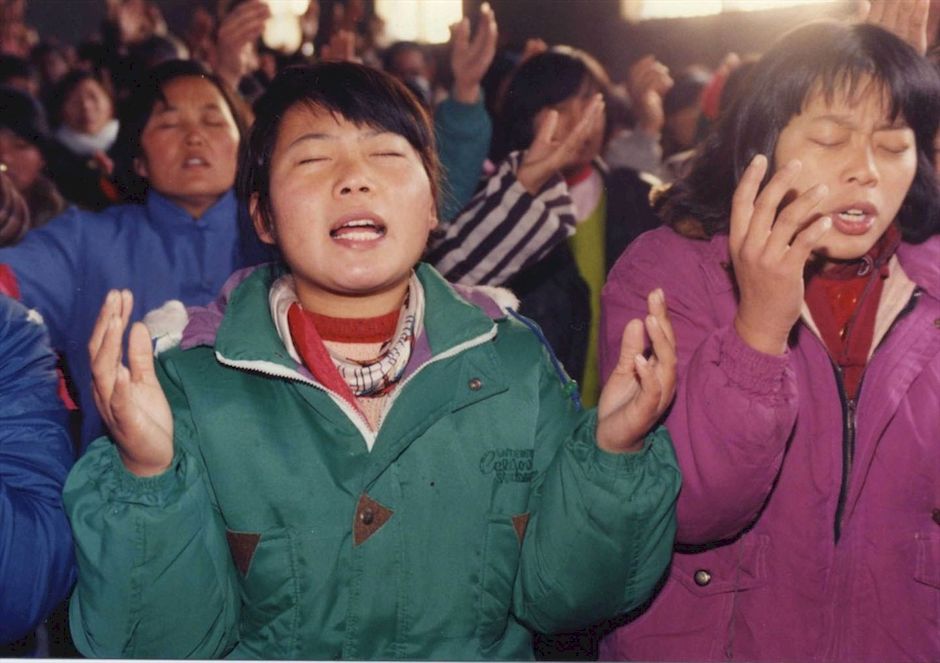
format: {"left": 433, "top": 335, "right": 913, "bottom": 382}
{"left": 184, "top": 125, "right": 206, "bottom": 146}
{"left": 844, "top": 142, "right": 879, "bottom": 187}
{"left": 333, "top": 159, "right": 373, "bottom": 197}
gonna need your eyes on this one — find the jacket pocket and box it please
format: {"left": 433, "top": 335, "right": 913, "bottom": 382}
{"left": 477, "top": 512, "right": 525, "bottom": 651}
{"left": 621, "top": 534, "right": 771, "bottom": 662}
{"left": 673, "top": 533, "right": 770, "bottom": 596}
{"left": 234, "top": 528, "right": 300, "bottom": 658}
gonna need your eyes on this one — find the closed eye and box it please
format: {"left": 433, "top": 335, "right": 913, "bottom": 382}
{"left": 297, "top": 157, "right": 329, "bottom": 165}
{"left": 372, "top": 152, "right": 405, "bottom": 158}
{"left": 809, "top": 138, "right": 845, "bottom": 148}
{"left": 877, "top": 143, "right": 911, "bottom": 154}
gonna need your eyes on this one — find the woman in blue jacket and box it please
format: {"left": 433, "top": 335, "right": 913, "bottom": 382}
{"left": 0, "top": 294, "right": 74, "bottom": 648}
{"left": 0, "top": 59, "right": 269, "bottom": 450}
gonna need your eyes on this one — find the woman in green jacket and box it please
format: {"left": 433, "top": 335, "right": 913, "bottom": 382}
{"left": 65, "top": 62, "right": 680, "bottom": 660}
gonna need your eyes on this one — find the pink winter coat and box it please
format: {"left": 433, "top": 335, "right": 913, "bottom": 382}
{"left": 599, "top": 225, "right": 940, "bottom": 662}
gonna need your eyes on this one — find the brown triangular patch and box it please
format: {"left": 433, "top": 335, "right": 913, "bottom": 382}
{"left": 512, "top": 513, "right": 530, "bottom": 544}
{"left": 225, "top": 530, "right": 261, "bottom": 576}
{"left": 353, "top": 493, "right": 394, "bottom": 546}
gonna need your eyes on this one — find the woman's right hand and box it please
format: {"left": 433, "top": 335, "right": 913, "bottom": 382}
{"left": 517, "top": 93, "right": 605, "bottom": 195}
{"left": 729, "top": 155, "right": 832, "bottom": 355}
{"left": 89, "top": 289, "right": 174, "bottom": 477}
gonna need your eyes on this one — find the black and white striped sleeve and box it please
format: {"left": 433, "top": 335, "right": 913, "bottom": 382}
{"left": 426, "top": 152, "right": 577, "bottom": 286}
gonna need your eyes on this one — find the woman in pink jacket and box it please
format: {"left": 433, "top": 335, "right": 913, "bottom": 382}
{"left": 599, "top": 20, "right": 940, "bottom": 662}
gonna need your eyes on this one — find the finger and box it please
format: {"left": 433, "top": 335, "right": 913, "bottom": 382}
{"left": 646, "top": 288, "right": 676, "bottom": 349}
{"left": 473, "top": 9, "right": 498, "bottom": 59}
{"left": 88, "top": 289, "right": 120, "bottom": 361}
{"left": 615, "top": 318, "right": 646, "bottom": 376}
{"left": 784, "top": 214, "right": 832, "bottom": 268}
{"left": 729, "top": 154, "right": 768, "bottom": 252}
{"left": 645, "top": 313, "right": 676, "bottom": 408}
{"left": 127, "top": 321, "right": 156, "bottom": 384}
{"left": 558, "top": 93, "right": 603, "bottom": 155}
{"left": 450, "top": 17, "right": 469, "bottom": 51}
{"left": 90, "top": 311, "right": 126, "bottom": 407}
{"left": 632, "top": 353, "right": 663, "bottom": 417}
{"left": 746, "top": 158, "right": 803, "bottom": 245}
{"left": 765, "top": 182, "right": 828, "bottom": 256}
{"left": 881, "top": 0, "right": 901, "bottom": 31}
{"left": 109, "top": 362, "right": 136, "bottom": 437}
{"left": 910, "top": 0, "right": 929, "bottom": 54}
{"left": 531, "top": 109, "right": 559, "bottom": 151}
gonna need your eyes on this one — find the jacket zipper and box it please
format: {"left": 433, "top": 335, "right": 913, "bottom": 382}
{"left": 830, "top": 289, "right": 920, "bottom": 543}
{"left": 831, "top": 367, "right": 855, "bottom": 543}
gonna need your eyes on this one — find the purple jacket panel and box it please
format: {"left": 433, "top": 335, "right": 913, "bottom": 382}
{"left": 598, "top": 226, "right": 940, "bottom": 662}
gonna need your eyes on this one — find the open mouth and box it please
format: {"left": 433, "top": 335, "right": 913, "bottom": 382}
{"left": 330, "top": 218, "right": 387, "bottom": 241}
{"left": 830, "top": 204, "right": 876, "bottom": 236}
{"left": 836, "top": 208, "right": 867, "bottom": 223}
{"left": 182, "top": 156, "right": 210, "bottom": 168}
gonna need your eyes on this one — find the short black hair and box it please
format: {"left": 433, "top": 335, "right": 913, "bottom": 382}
{"left": 658, "top": 21, "right": 940, "bottom": 244}
{"left": 491, "top": 46, "right": 612, "bottom": 163}
{"left": 111, "top": 59, "right": 250, "bottom": 204}
{"left": 47, "top": 69, "right": 114, "bottom": 128}
{"left": 239, "top": 61, "right": 439, "bottom": 235}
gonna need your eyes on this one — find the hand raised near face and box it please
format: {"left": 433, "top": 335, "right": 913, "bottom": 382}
{"left": 449, "top": 2, "right": 498, "bottom": 104}
{"left": 596, "top": 289, "right": 677, "bottom": 453}
{"left": 516, "top": 93, "right": 605, "bottom": 195}
{"left": 860, "top": 0, "right": 930, "bottom": 56}
{"left": 730, "top": 155, "right": 832, "bottom": 356}
{"left": 626, "top": 55, "right": 673, "bottom": 135}
{"left": 89, "top": 289, "right": 174, "bottom": 477}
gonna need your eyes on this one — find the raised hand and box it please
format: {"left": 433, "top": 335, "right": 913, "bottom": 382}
{"left": 320, "top": 29, "right": 359, "bottom": 63}
{"left": 626, "top": 55, "right": 673, "bottom": 135}
{"left": 449, "top": 2, "right": 498, "bottom": 104}
{"left": 597, "top": 289, "right": 677, "bottom": 453}
{"left": 213, "top": 0, "right": 271, "bottom": 91}
{"left": 516, "top": 93, "right": 605, "bottom": 194}
{"left": 730, "top": 155, "right": 832, "bottom": 356}
{"left": 89, "top": 289, "right": 173, "bottom": 477}
{"left": 860, "top": 0, "right": 930, "bottom": 55}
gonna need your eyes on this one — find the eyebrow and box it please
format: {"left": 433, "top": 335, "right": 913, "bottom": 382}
{"left": 812, "top": 114, "right": 909, "bottom": 131}
{"left": 153, "top": 102, "right": 224, "bottom": 114}
{"left": 286, "top": 128, "right": 390, "bottom": 151}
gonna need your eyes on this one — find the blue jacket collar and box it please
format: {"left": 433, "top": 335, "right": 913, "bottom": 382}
{"left": 145, "top": 188, "right": 238, "bottom": 229}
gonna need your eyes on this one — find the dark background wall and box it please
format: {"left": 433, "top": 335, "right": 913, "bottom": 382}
{"left": 27, "top": 0, "right": 854, "bottom": 79}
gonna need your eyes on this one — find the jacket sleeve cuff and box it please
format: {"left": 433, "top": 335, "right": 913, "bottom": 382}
{"left": 717, "top": 325, "right": 792, "bottom": 400}
{"left": 80, "top": 437, "right": 189, "bottom": 506}
{"left": 568, "top": 411, "right": 678, "bottom": 485}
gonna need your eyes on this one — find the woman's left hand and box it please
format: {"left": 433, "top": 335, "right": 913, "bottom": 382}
{"left": 596, "top": 288, "right": 677, "bottom": 453}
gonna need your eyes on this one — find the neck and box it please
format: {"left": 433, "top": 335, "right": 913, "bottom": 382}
{"left": 296, "top": 278, "right": 410, "bottom": 318}
{"left": 161, "top": 190, "right": 223, "bottom": 220}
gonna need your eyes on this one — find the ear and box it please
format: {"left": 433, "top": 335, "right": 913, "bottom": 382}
{"left": 427, "top": 199, "right": 439, "bottom": 231}
{"left": 133, "top": 156, "right": 149, "bottom": 179}
{"left": 249, "top": 193, "right": 277, "bottom": 245}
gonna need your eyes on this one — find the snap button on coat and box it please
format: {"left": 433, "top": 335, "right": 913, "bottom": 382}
{"left": 694, "top": 570, "right": 712, "bottom": 587}
{"left": 468, "top": 377, "right": 483, "bottom": 391}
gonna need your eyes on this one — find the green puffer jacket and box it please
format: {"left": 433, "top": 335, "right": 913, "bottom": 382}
{"left": 64, "top": 263, "right": 679, "bottom": 660}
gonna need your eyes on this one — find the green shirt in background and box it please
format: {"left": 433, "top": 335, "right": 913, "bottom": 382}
{"left": 568, "top": 190, "right": 607, "bottom": 407}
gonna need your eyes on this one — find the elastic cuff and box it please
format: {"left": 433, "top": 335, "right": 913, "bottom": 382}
{"left": 718, "top": 325, "right": 792, "bottom": 398}
{"left": 569, "top": 412, "right": 665, "bottom": 478}
{"left": 108, "top": 443, "right": 183, "bottom": 501}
